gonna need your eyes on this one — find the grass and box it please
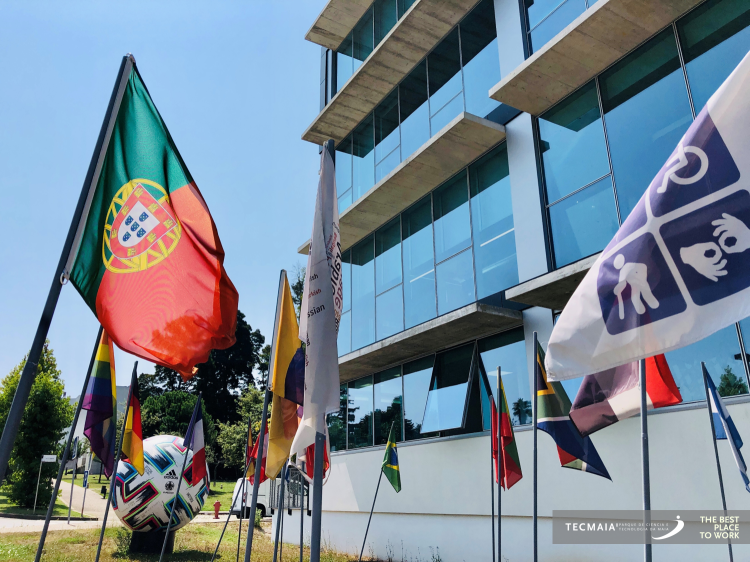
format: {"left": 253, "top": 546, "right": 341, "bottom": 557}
{"left": 0, "top": 521, "right": 358, "bottom": 561}
{"left": 206, "top": 480, "right": 236, "bottom": 511}
{"left": 61, "top": 472, "right": 110, "bottom": 491}
{"left": 0, "top": 490, "right": 81, "bottom": 518}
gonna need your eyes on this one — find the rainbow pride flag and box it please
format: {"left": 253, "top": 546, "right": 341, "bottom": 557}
{"left": 82, "top": 329, "right": 117, "bottom": 477}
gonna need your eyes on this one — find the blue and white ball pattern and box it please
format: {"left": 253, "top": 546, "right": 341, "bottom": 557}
{"left": 112, "top": 435, "right": 209, "bottom": 532}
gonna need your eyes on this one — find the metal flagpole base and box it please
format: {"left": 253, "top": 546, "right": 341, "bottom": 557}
{"left": 309, "top": 431, "right": 326, "bottom": 562}
{"left": 130, "top": 530, "right": 175, "bottom": 554}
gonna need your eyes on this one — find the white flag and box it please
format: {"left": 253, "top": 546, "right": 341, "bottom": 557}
{"left": 291, "top": 147, "right": 343, "bottom": 466}
{"left": 547, "top": 51, "right": 750, "bottom": 381}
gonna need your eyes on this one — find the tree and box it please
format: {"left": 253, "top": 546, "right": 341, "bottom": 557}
{"left": 256, "top": 344, "right": 271, "bottom": 390}
{"left": 290, "top": 264, "right": 305, "bottom": 321}
{"left": 0, "top": 341, "right": 74, "bottom": 507}
{"left": 718, "top": 365, "right": 749, "bottom": 397}
{"left": 138, "top": 372, "right": 163, "bottom": 403}
{"left": 215, "top": 387, "right": 267, "bottom": 475}
{"left": 140, "top": 391, "right": 218, "bottom": 466}
{"left": 512, "top": 398, "right": 532, "bottom": 426}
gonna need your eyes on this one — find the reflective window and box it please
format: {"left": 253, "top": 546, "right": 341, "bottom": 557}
{"left": 528, "top": 0, "right": 587, "bottom": 53}
{"left": 399, "top": 61, "right": 430, "bottom": 159}
{"left": 421, "top": 343, "right": 474, "bottom": 433}
{"left": 433, "top": 173, "right": 471, "bottom": 263}
{"left": 353, "top": 114, "right": 375, "bottom": 200}
{"left": 548, "top": 175, "right": 619, "bottom": 267}
{"left": 376, "top": 286, "right": 404, "bottom": 340}
{"left": 374, "top": 367, "right": 403, "bottom": 444}
{"left": 479, "top": 329, "right": 531, "bottom": 426}
{"left": 460, "top": 0, "right": 501, "bottom": 118}
{"left": 665, "top": 325, "right": 746, "bottom": 402}
{"left": 338, "top": 311, "right": 352, "bottom": 356}
{"left": 678, "top": 0, "right": 750, "bottom": 111}
{"left": 351, "top": 236, "right": 375, "bottom": 350}
{"left": 402, "top": 197, "right": 436, "bottom": 329}
{"left": 353, "top": 8, "right": 374, "bottom": 74}
{"left": 375, "top": 90, "right": 401, "bottom": 183}
{"left": 337, "top": 35, "right": 354, "bottom": 88}
{"left": 375, "top": 0, "right": 399, "bottom": 45}
{"left": 336, "top": 136, "right": 353, "bottom": 213}
{"left": 428, "top": 28, "right": 464, "bottom": 134}
{"left": 600, "top": 28, "right": 693, "bottom": 219}
{"left": 398, "top": 0, "right": 417, "bottom": 17}
{"left": 436, "top": 248, "right": 475, "bottom": 315}
{"left": 376, "top": 217, "right": 402, "bottom": 294}
{"left": 403, "top": 356, "right": 436, "bottom": 440}
{"left": 539, "top": 81, "right": 610, "bottom": 204}
{"left": 347, "top": 376, "right": 373, "bottom": 448}
{"left": 342, "top": 250, "right": 351, "bottom": 313}
{"left": 327, "top": 385, "right": 348, "bottom": 451}
{"left": 470, "top": 144, "right": 517, "bottom": 298}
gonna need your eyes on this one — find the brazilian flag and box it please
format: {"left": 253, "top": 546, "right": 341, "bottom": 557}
{"left": 382, "top": 423, "right": 401, "bottom": 493}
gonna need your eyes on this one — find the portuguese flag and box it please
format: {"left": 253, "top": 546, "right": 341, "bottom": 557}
{"left": 491, "top": 378, "right": 522, "bottom": 490}
{"left": 68, "top": 58, "right": 238, "bottom": 377}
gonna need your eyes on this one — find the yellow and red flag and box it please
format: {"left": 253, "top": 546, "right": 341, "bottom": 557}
{"left": 121, "top": 368, "right": 144, "bottom": 475}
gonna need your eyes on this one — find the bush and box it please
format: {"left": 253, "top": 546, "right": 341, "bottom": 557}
{"left": 113, "top": 527, "right": 131, "bottom": 558}
{"left": 255, "top": 507, "right": 262, "bottom": 528}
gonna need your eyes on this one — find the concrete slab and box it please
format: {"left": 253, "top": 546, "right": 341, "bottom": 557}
{"left": 305, "top": 0, "right": 375, "bottom": 51}
{"left": 303, "top": 0, "right": 483, "bottom": 146}
{"left": 298, "top": 112, "right": 505, "bottom": 255}
{"left": 504, "top": 253, "right": 600, "bottom": 310}
{"left": 488, "top": 0, "right": 704, "bottom": 116}
{"left": 338, "top": 302, "right": 523, "bottom": 382}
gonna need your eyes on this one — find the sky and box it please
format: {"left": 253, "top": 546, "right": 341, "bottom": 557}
{"left": 0, "top": 1, "right": 326, "bottom": 396}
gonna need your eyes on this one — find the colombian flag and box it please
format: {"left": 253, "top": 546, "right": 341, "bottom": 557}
{"left": 266, "top": 271, "right": 305, "bottom": 479}
{"left": 82, "top": 328, "right": 117, "bottom": 477}
{"left": 68, "top": 56, "right": 238, "bottom": 379}
{"left": 121, "top": 368, "right": 144, "bottom": 475}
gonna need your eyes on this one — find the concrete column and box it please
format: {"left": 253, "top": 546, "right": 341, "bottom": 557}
{"left": 522, "top": 306, "right": 554, "bottom": 392}
{"left": 493, "top": 0, "right": 526, "bottom": 78}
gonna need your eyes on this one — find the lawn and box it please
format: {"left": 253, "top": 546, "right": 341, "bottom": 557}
{"left": 207, "top": 480, "right": 236, "bottom": 511}
{"left": 62, "top": 472, "right": 110, "bottom": 490}
{"left": 0, "top": 521, "right": 357, "bottom": 561}
{"left": 0, "top": 490, "right": 81, "bottom": 518}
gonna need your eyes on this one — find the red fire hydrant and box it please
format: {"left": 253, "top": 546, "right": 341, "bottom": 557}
{"left": 213, "top": 501, "right": 221, "bottom": 519}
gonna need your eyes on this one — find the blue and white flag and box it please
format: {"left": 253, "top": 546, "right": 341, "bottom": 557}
{"left": 547, "top": 51, "right": 750, "bottom": 381}
{"left": 705, "top": 368, "right": 750, "bottom": 492}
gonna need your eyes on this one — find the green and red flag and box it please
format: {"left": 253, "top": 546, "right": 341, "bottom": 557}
{"left": 67, "top": 56, "right": 238, "bottom": 378}
{"left": 382, "top": 423, "right": 401, "bottom": 493}
{"left": 491, "top": 378, "right": 523, "bottom": 490}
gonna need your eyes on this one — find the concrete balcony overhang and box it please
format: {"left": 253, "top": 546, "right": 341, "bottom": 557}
{"left": 338, "top": 302, "right": 523, "bottom": 383}
{"left": 302, "top": 0, "right": 482, "bottom": 146}
{"left": 504, "top": 253, "right": 600, "bottom": 310}
{"left": 298, "top": 111, "right": 506, "bottom": 256}
{"left": 305, "top": 0, "right": 374, "bottom": 51}
{"left": 488, "top": 0, "right": 704, "bottom": 116}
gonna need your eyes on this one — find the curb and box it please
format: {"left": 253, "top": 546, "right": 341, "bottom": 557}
{"left": 0, "top": 513, "right": 98, "bottom": 521}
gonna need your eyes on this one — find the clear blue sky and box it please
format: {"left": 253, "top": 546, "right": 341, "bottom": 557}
{"left": 0, "top": 1, "right": 326, "bottom": 396}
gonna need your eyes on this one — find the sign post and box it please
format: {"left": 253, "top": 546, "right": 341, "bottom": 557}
{"left": 34, "top": 455, "right": 57, "bottom": 514}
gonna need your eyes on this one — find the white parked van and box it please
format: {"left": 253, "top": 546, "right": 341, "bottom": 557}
{"left": 229, "top": 477, "right": 270, "bottom": 519}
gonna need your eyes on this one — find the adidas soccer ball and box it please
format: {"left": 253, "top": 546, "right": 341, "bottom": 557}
{"left": 112, "top": 435, "right": 209, "bottom": 532}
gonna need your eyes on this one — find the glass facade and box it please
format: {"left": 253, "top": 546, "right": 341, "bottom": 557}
{"left": 337, "top": 144, "right": 517, "bottom": 356}
{"left": 540, "top": 0, "right": 750, "bottom": 267}
{"left": 335, "top": 0, "right": 501, "bottom": 214}
{"left": 524, "top": 0, "right": 597, "bottom": 53}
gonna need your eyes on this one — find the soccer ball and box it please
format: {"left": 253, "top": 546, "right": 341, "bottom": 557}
{"left": 112, "top": 435, "right": 209, "bottom": 532}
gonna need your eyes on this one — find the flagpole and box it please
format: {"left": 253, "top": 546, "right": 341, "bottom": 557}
{"left": 244, "top": 269, "right": 286, "bottom": 562}
{"left": 0, "top": 55, "right": 133, "bottom": 488}
{"left": 273, "top": 462, "right": 289, "bottom": 562}
{"left": 358, "top": 469, "right": 383, "bottom": 562}
{"left": 300, "top": 467, "right": 305, "bottom": 562}
{"left": 236, "top": 412, "right": 254, "bottom": 562}
{"left": 702, "top": 362, "right": 734, "bottom": 562}
{"left": 158, "top": 392, "right": 202, "bottom": 562}
{"left": 639, "top": 358, "right": 652, "bottom": 562}
{"left": 496, "top": 366, "right": 501, "bottom": 562}
{"left": 210, "top": 452, "right": 255, "bottom": 562}
{"left": 67, "top": 441, "right": 77, "bottom": 524}
{"left": 490, "top": 428, "right": 495, "bottom": 562}
{"left": 34, "top": 324, "right": 103, "bottom": 562}
{"left": 94, "top": 361, "right": 138, "bottom": 562}
{"left": 532, "top": 332, "right": 538, "bottom": 562}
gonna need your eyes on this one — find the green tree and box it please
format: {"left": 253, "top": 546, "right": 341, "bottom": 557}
{"left": 137, "top": 372, "right": 163, "bottom": 403}
{"left": 717, "top": 365, "right": 749, "bottom": 397}
{"left": 290, "top": 264, "right": 305, "bottom": 321}
{"left": 256, "top": 344, "right": 271, "bottom": 390}
{"left": 215, "top": 387, "right": 267, "bottom": 475}
{"left": 512, "top": 398, "right": 532, "bottom": 426}
{"left": 0, "top": 341, "right": 74, "bottom": 508}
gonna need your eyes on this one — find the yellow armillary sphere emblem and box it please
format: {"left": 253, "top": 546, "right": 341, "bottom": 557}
{"left": 102, "top": 179, "right": 182, "bottom": 274}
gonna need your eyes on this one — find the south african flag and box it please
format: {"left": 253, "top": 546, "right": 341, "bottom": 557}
{"left": 382, "top": 423, "right": 401, "bottom": 493}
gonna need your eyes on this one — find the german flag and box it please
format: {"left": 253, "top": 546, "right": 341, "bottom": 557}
{"left": 121, "top": 367, "right": 144, "bottom": 475}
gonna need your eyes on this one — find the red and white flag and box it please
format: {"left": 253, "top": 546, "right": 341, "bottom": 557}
{"left": 247, "top": 420, "right": 269, "bottom": 485}
{"left": 184, "top": 396, "right": 207, "bottom": 486}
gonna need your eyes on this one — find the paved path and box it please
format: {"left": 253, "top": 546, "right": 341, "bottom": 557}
{"left": 57, "top": 479, "right": 110, "bottom": 519}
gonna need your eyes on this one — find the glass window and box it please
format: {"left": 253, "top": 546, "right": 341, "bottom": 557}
{"left": 336, "top": 136, "right": 353, "bottom": 213}
{"left": 528, "top": 0, "right": 587, "bottom": 53}
{"left": 539, "top": 80, "right": 610, "bottom": 203}
{"left": 327, "top": 384, "right": 348, "bottom": 451}
{"left": 433, "top": 172, "right": 471, "bottom": 263}
{"left": 374, "top": 90, "right": 401, "bottom": 183}
{"left": 600, "top": 28, "right": 693, "bottom": 220}
{"left": 342, "top": 250, "right": 351, "bottom": 313}
{"left": 665, "top": 325, "right": 746, "bottom": 402}
{"left": 338, "top": 311, "right": 352, "bottom": 356}
{"left": 548, "top": 175, "right": 619, "bottom": 267}
{"left": 351, "top": 236, "right": 375, "bottom": 350}
{"left": 347, "top": 376, "right": 374, "bottom": 448}
{"left": 678, "top": 0, "right": 750, "bottom": 111}
{"left": 399, "top": 61, "right": 430, "bottom": 159}
{"left": 374, "top": 367, "right": 403, "bottom": 444}
{"left": 436, "top": 248, "right": 475, "bottom": 315}
{"left": 403, "top": 355, "right": 436, "bottom": 440}
{"left": 421, "top": 343, "right": 474, "bottom": 433}
{"left": 479, "top": 328, "right": 531, "bottom": 426}
{"left": 470, "top": 144, "right": 518, "bottom": 298}
{"left": 353, "top": 114, "right": 375, "bottom": 201}
{"left": 402, "top": 197, "right": 437, "bottom": 329}
{"left": 376, "top": 217, "right": 402, "bottom": 294}
{"left": 398, "top": 0, "right": 417, "bottom": 17}
{"left": 353, "top": 8, "right": 374, "bottom": 74}
{"left": 460, "top": 0, "right": 501, "bottom": 118}
{"left": 375, "top": 0, "right": 399, "bottom": 45}
{"left": 376, "top": 286, "right": 404, "bottom": 340}
{"left": 337, "top": 35, "right": 355, "bottom": 89}
{"left": 428, "top": 28, "right": 464, "bottom": 134}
